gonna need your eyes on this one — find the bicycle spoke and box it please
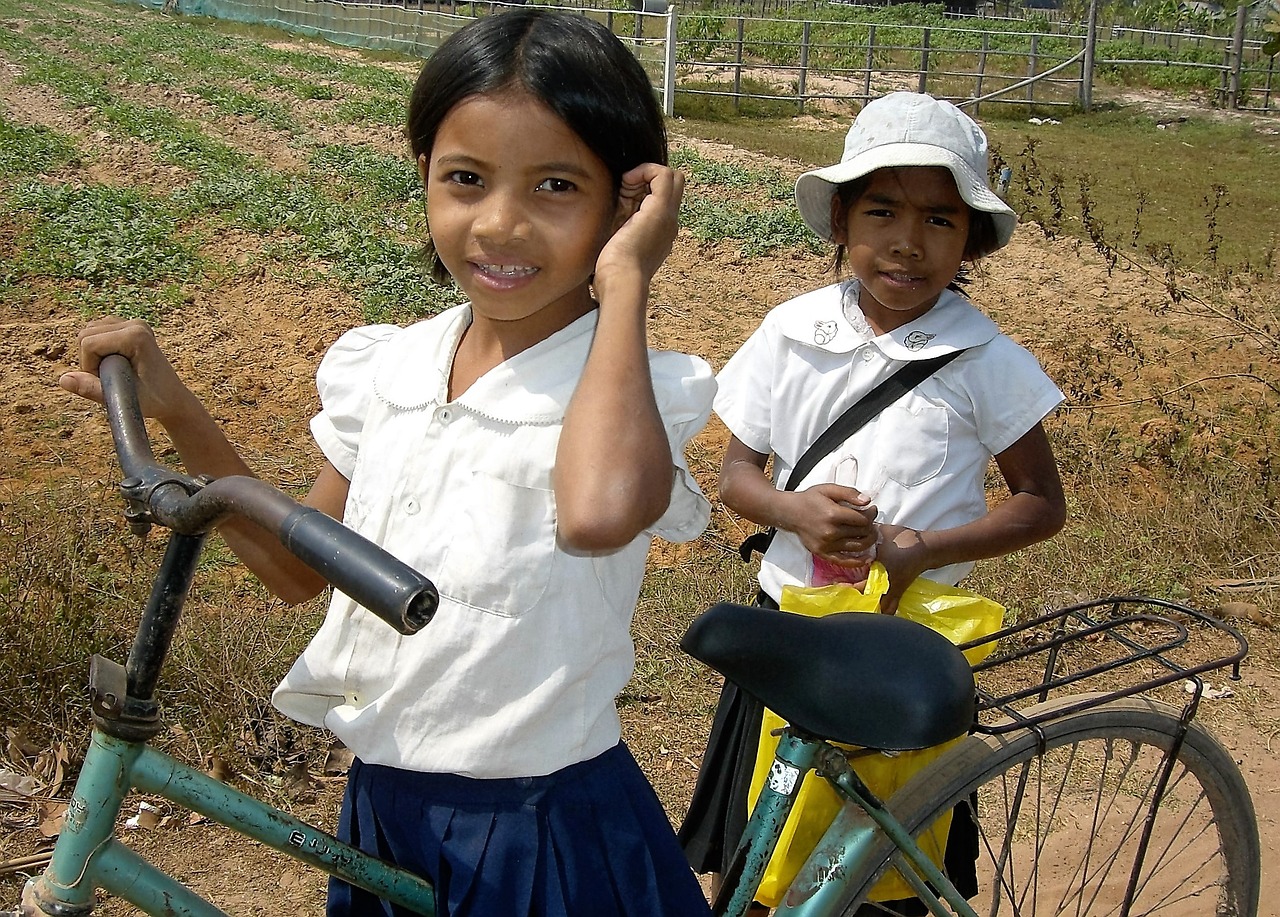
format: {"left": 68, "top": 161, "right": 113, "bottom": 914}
{"left": 907, "top": 713, "right": 1257, "bottom": 917}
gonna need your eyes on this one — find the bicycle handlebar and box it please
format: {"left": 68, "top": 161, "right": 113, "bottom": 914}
{"left": 97, "top": 354, "right": 438, "bottom": 635}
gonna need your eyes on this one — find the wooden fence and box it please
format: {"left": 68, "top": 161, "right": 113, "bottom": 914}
{"left": 670, "top": 8, "right": 1275, "bottom": 115}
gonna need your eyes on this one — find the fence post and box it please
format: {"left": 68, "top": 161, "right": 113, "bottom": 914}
{"left": 1227, "top": 2, "right": 1247, "bottom": 109}
{"left": 918, "top": 27, "right": 931, "bottom": 93}
{"left": 1081, "top": 0, "right": 1098, "bottom": 110}
{"left": 974, "top": 32, "right": 988, "bottom": 114}
{"left": 863, "top": 23, "right": 876, "bottom": 105}
{"left": 734, "top": 16, "right": 745, "bottom": 114}
{"left": 1026, "top": 33, "right": 1039, "bottom": 106}
{"left": 1266, "top": 53, "right": 1275, "bottom": 114}
{"left": 797, "top": 21, "right": 811, "bottom": 114}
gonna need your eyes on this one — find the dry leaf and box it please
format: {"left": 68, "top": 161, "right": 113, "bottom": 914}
{"left": 125, "top": 801, "right": 163, "bottom": 830}
{"left": 322, "top": 743, "right": 354, "bottom": 777}
{"left": 283, "top": 762, "right": 316, "bottom": 802}
{"left": 0, "top": 769, "right": 38, "bottom": 800}
{"left": 207, "top": 755, "right": 233, "bottom": 783}
{"left": 38, "top": 802, "right": 68, "bottom": 838}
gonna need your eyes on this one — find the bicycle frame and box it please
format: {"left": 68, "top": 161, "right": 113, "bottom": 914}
{"left": 28, "top": 729, "right": 437, "bottom": 917}
{"left": 715, "top": 730, "right": 978, "bottom": 917}
{"left": 21, "top": 526, "right": 437, "bottom": 917}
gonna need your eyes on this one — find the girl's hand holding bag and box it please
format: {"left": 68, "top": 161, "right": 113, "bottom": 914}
{"left": 746, "top": 564, "right": 1004, "bottom": 906}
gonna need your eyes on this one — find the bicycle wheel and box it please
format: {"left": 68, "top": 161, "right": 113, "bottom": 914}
{"left": 837, "top": 695, "right": 1259, "bottom": 917}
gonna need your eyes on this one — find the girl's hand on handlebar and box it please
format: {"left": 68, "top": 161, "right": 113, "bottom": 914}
{"left": 59, "top": 318, "right": 196, "bottom": 425}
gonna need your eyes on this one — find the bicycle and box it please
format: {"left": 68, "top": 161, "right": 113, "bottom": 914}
{"left": 7, "top": 354, "right": 1260, "bottom": 917}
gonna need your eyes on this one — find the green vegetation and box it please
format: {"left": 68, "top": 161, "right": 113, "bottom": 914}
{"left": 676, "top": 110, "right": 1279, "bottom": 276}
{"left": 0, "top": 1, "right": 454, "bottom": 325}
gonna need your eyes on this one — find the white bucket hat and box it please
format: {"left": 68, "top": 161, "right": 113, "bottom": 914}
{"left": 795, "top": 91, "right": 1017, "bottom": 251}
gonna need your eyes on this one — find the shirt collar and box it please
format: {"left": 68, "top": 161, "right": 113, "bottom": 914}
{"left": 373, "top": 306, "right": 598, "bottom": 422}
{"left": 776, "top": 280, "right": 1000, "bottom": 359}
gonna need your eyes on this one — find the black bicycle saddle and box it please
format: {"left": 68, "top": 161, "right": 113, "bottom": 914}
{"left": 681, "top": 603, "right": 976, "bottom": 750}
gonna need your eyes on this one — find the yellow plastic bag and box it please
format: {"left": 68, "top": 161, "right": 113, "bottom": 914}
{"left": 747, "top": 564, "right": 1005, "bottom": 906}
{"left": 780, "top": 563, "right": 1006, "bottom": 665}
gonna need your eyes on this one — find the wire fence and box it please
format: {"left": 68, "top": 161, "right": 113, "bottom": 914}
{"left": 127, "top": 0, "right": 1276, "bottom": 115}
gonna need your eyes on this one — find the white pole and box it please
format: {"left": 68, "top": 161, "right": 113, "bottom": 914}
{"left": 663, "top": 5, "right": 677, "bottom": 118}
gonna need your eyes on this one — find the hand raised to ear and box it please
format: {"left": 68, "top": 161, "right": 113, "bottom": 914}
{"left": 594, "top": 163, "right": 685, "bottom": 299}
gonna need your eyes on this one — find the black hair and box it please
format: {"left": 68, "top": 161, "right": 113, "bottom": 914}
{"left": 406, "top": 10, "right": 668, "bottom": 284}
{"left": 829, "top": 169, "right": 1000, "bottom": 291}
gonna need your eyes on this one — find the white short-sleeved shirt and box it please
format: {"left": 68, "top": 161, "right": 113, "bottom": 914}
{"left": 273, "top": 305, "right": 715, "bottom": 778}
{"left": 715, "top": 280, "right": 1063, "bottom": 601}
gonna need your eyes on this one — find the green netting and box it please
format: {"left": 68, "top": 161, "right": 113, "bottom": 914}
{"left": 174, "top": 0, "right": 469, "bottom": 57}
{"left": 124, "top": 0, "right": 668, "bottom": 78}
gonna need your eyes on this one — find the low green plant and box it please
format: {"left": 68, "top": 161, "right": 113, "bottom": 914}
{"left": 674, "top": 77, "right": 811, "bottom": 121}
{"left": 310, "top": 145, "right": 421, "bottom": 205}
{"left": 0, "top": 114, "right": 80, "bottom": 176}
{"left": 672, "top": 146, "right": 793, "bottom": 200}
{"left": 8, "top": 182, "right": 203, "bottom": 290}
{"left": 682, "top": 192, "right": 823, "bottom": 256}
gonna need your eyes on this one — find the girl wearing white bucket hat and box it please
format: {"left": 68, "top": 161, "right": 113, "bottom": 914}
{"left": 679, "top": 92, "right": 1067, "bottom": 915}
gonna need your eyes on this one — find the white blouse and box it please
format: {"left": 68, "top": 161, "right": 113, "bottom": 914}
{"left": 714, "top": 281, "right": 1063, "bottom": 600}
{"left": 274, "top": 306, "right": 715, "bottom": 777}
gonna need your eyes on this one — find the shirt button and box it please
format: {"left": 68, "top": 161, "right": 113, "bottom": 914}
{"left": 405, "top": 498, "right": 420, "bottom": 515}
{"left": 861, "top": 350, "right": 875, "bottom": 362}
{"left": 438, "top": 407, "right": 452, "bottom": 422}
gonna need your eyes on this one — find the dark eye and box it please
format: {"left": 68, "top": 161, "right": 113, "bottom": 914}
{"left": 536, "top": 177, "right": 576, "bottom": 193}
{"left": 447, "top": 170, "right": 482, "bottom": 187}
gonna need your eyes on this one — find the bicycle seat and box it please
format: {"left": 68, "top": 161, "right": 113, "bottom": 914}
{"left": 681, "top": 603, "right": 975, "bottom": 750}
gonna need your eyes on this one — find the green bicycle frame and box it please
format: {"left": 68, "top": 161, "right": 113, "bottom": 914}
{"left": 719, "top": 730, "right": 978, "bottom": 917}
{"left": 21, "top": 527, "right": 438, "bottom": 917}
{"left": 27, "top": 728, "right": 436, "bottom": 917}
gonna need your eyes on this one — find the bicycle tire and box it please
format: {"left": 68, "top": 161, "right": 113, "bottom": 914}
{"left": 832, "top": 695, "right": 1260, "bottom": 917}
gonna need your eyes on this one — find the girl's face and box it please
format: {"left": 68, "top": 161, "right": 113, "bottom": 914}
{"left": 420, "top": 89, "right": 626, "bottom": 340}
{"left": 831, "top": 166, "right": 971, "bottom": 334}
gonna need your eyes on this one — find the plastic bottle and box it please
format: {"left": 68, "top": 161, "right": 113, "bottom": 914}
{"left": 809, "top": 455, "right": 878, "bottom": 587}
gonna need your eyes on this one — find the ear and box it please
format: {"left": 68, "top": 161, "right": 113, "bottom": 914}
{"left": 416, "top": 153, "right": 429, "bottom": 188}
{"left": 828, "top": 193, "right": 848, "bottom": 245}
{"left": 611, "top": 187, "right": 639, "bottom": 234}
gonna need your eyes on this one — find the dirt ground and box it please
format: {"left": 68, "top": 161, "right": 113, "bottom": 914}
{"left": 2, "top": 34, "right": 1280, "bottom": 914}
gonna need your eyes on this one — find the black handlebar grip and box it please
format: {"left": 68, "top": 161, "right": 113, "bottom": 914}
{"left": 279, "top": 506, "right": 438, "bottom": 635}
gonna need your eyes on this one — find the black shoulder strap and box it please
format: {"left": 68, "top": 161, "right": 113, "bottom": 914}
{"left": 738, "top": 348, "right": 967, "bottom": 562}
{"left": 784, "top": 349, "right": 966, "bottom": 494}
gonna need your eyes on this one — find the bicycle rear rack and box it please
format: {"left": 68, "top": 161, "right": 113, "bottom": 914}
{"left": 963, "top": 596, "right": 1249, "bottom": 736}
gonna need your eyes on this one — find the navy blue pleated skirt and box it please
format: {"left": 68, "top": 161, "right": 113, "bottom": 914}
{"left": 329, "top": 743, "right": 711, "bottom": 917}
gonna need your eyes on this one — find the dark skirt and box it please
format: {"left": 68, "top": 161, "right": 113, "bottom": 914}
{"left": 330, "top": 743, "right": 710, "bottom": 917}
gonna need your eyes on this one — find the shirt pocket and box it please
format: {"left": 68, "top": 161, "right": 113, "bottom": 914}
{"left": 879, "top": 400, "right": 950, "bottom": 488}
{"left": 436, "top": 468, "right": 556, "bottom": 619}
